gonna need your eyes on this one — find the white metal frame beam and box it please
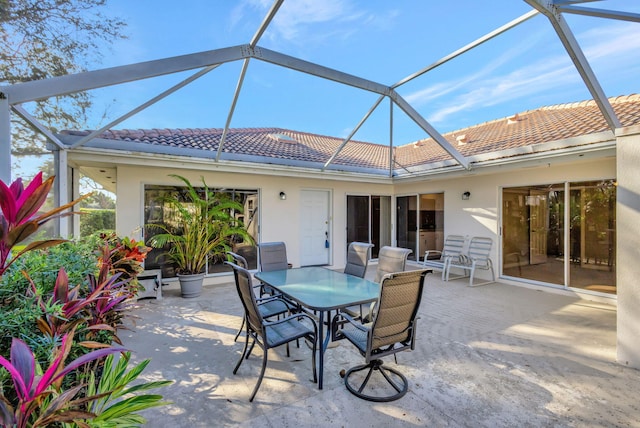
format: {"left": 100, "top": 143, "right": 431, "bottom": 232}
{"left": 12, "top": 104, "right": 66, "bottom": 149}
{"left": 0, "top": 94, "right": 10, "bottom": 183}
{"left": 217, "top": 0, "right": 283, "bottom": 160}
{"left": 525, "top": 0, "right": 621, "bottom": 129}
{"left": 327, "top": 9, "right": 539, "bottom": 172}
{"left": 393, "top": 9, "right": 539, "bottom": 89}
{"left": 557, "top": 5, "right": 640, "bottom": 22}
{"left": 70, "top": 65, "right": 218, "bottom": 149}
{"left": 216, "top": 58, "right": 251, "bottom": 161}
{"left": 3, "top": 46, "right": 247, "bottom": 104}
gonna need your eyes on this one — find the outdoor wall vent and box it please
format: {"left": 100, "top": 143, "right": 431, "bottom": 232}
{"left": 507, "top": 113, "right": 520, "bottom": 124}
{"left": 456, "top": 134, "right": 468, "bottom": 145}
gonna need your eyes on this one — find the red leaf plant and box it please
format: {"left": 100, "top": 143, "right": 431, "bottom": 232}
{"left": 0, "top": 173, "right": 90, "bottom": 279}
{"left": 0, "top": 331, "right": 125, "bottom": 427}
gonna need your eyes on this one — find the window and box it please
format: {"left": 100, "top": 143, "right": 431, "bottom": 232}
{"left": 144, "top": 185, "right": 259, "bottom": 277}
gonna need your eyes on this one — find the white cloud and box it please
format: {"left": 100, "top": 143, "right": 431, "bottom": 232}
{"left": 236, "top": 0, "right": 394, "bottom": 47}
{"left": 417, "top": 22, "right": 640, "bottom": 127}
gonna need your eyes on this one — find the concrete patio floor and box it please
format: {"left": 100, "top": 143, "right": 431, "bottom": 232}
{"left": 122, "top": 266, "right": 638, "bottom": 427}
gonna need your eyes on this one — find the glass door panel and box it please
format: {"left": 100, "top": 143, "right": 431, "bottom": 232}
{"left": 372, "top": 196, "right": 391, "bottom": 258}
{"left": 569, "top": 180, "right": 616, "bottom": 294}
{"left": 347, "top": 195, "right": 369, "bottom": 245}
{"left": 502, "top": 184, "right": 564, "bottom": 285}
{"left": 396, "top": 195, "right": 417, "bottom": 261}
{"left": 347, "top": 195, "right": 391, "bottom": 259}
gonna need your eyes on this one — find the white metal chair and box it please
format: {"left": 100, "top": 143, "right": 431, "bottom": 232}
{"left": 422, "top": 234, "right": 465, "bottom": 280}
{"left": 445, "top": 236, "right": 495, "bottom": 287}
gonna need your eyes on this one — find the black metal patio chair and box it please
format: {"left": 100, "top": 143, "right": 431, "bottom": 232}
{"left": 227, "top": 261, "right": 317, "bottom": 402}
{"left": 226, "top": 251, "right": 292, "bottom": 342}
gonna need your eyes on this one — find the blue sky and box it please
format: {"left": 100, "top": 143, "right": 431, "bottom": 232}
{"left": 78, "top": 0, "right": 640, "bottom": 146}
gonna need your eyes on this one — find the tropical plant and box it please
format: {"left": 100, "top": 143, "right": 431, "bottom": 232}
{"left": 0, "top": 332, "right": 125, "bottom": 428}
{"left": 79, "top": 352, "right": 172, "bottom": 427}
{"left": 100, "top": 233, "right": 150, "bottom": 289}
{"left": 0, "top": 174, "right": 170, "bottom": 427}
{"left": 0, "top": 172, "right": 89, "bottom": 279}
{"left": 146, "top": 174, "right": 254, "bottom": 275}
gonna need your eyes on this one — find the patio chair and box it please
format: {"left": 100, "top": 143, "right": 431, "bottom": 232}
{"left": 356, "top": 246, "right": 413, "bottom": 322}
{"left": 344, "top": 242, "right": 374, "bottom": 278}
{"left": 342, "top": 242, "right": 374, "bottom": 320}
{"left": 332, "top": 269, "right": 429, "bottom": 402}
{"left": 258, "top": 241, "right": 291, "bottom": 296}
{"left": 226, "top": 252, "right": 292, "bottom": 342}
{"left": 227, "top": 261, "right": 317, "bottom": 402}
{"left": 374, "top": 246, "right": 413, "bottom": 283}
{"left": 445, "top": 236, "right": 495, "bottom": 287}
{"left": 422, "top": 234, "right": 466, "bottom": 280}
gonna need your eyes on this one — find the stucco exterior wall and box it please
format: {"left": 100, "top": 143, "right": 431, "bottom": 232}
{"left": 394, "top": 157, "right": 616, "bottom": 282}
{"left": 615, "top": 124, "right": 640, "bottom": 368}
{"left": 114, "top": 156, "right": 615, "bottom": 287}
{"left": 114, "top": 165, "right": 393, "bottom": 270}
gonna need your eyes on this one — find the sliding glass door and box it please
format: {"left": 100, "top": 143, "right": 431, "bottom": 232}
{"left": 346, "top": 195, "right": 391, "bottom": 259}
{"left": 396, "top": 193, "right": 445, "bottom": 262}
{"left": 502, "top": 180, "right": 616, "bottom": 294}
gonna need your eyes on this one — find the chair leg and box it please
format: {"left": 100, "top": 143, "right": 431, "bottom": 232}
{"left": 468, "top": 264, "right": 476, "bottom": 287}
{"left": 234, "top": 316, "right": 245, "bottom": 342}
{"left": 310, "top": 333, "right": 317, "bottom": 383}
{"left": 249, "top": 348, "right": 269, "bottom": 402}
{"left": 246, "top": 339, "right": 256, "bottom": 359}
{"left": 233, "top": 332, "right": 250, "bottom": 374}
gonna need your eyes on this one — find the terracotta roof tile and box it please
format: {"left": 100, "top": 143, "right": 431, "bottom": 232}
{"left": 62, "top": 95, "right": 640, "bottom": 173}
{"left": 396, "top": 94, "right": 640, "bottom": 168}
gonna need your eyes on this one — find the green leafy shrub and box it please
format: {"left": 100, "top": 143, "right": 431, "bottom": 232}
{"left": 0, "top": 174, "right": 170, "bottom": 426}
{"left": 80, "top": 208, "right": 115, "bottom": 237}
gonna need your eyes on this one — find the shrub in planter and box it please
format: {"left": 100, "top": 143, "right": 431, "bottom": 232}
{"left": 147, "top": 174, "right": 254, "bottom": 297}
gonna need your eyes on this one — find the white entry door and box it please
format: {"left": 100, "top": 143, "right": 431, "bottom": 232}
{"left": 300, "top": 190, "right": 330, "bottom": 266}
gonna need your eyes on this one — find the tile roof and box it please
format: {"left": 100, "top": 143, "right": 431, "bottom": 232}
{"left": 396, "top": 94, "right": 640, "bottom": 169}
{"left": 61, "top": 94, "right": 640, "bottom": 175}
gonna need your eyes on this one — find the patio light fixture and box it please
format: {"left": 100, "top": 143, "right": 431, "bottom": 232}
{"left": 462, "top": 191, "right": 471, "bottom": 200}
{"left": 279, "top": 191, "right": 286, "bottom": 200}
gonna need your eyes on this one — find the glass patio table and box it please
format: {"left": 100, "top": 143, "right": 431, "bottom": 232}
{"left": 254, "top": 266, "right": 380, "bottom": 389}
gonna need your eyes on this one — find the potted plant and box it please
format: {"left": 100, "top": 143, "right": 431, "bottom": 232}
{"left": 146, "top": 174, "right": 253, "bottom": 297}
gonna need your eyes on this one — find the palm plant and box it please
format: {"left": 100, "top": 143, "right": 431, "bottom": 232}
{"left": 147, "top": 174, "right": 253, "bottom": 275}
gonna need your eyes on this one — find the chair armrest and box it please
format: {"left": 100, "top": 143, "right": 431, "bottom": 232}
{"left": 424, "top": 250, "right": 442, "bottom": 258}
{"left": 331, "top": 310, "right": 370, "bottom": 342}
{"left": 256, "top": 295, "right": 283, "bottom": 304}
{"left": 257, "top": 294, "right": 298, "bottom": 311}
{"left": 264, "top": 312, "right": 317, "bottom": 329}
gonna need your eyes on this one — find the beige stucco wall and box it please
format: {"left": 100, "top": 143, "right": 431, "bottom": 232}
{"left": 615, "top": 124, "right": 640, "bottom": 368}
{"left": 115, "top": 165, "right": 394, "bottom": 271}
{"left": 114, "top": 156, "right": 615, "bottom": 286}
{"left": 394, "top": 156, "right": 616, "bottom": 282}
